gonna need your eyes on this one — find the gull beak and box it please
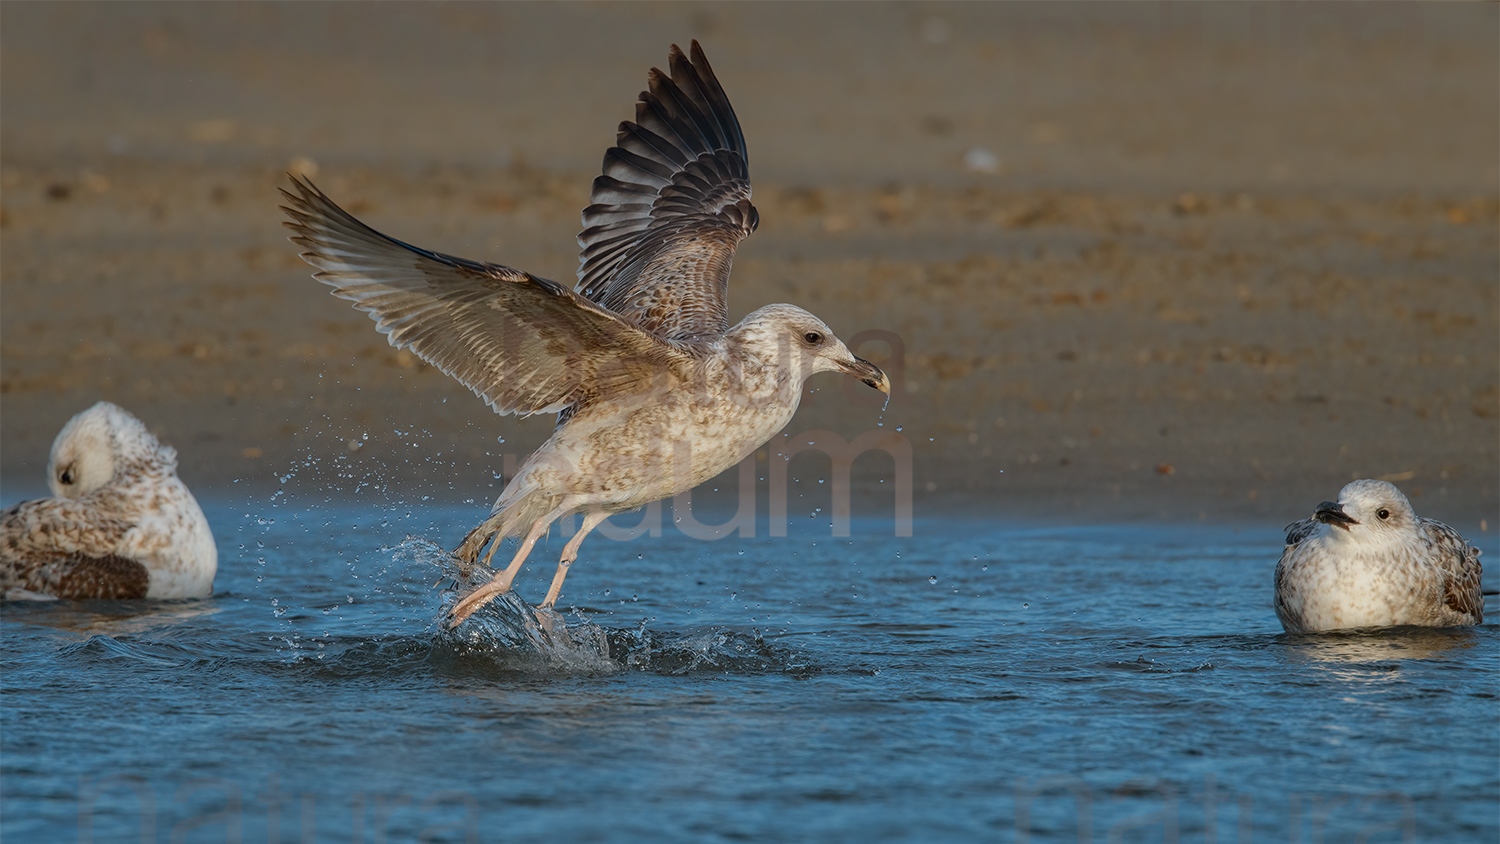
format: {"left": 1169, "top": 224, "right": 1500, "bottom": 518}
{"left": 840, "top": 355, "right": 890, "bottom": 395}
{"left": 1314, "top": 501, "right": 1358, "bottom": 530}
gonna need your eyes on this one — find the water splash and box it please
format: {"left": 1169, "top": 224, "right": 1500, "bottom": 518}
{"left": 417, "top": 537, "right": 818, "bottom": 676}
{"left": 440, "top": 590, "right": 617, "bottom": 674}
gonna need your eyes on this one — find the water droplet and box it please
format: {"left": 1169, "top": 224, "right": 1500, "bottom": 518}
{"left": 1022, "top": 602, "right": 1030, "bottom": 609}
{"left": 895, "top": 426, "right": 904, "bottom": 432}
{"left": 981, "top": 564, "right": 989, "bottom": 571}
{"left": 928, "top": 576, "right": 938, "bottom": 585}
{"left": 603, "top": 589, "right": 611, "bottom": 597}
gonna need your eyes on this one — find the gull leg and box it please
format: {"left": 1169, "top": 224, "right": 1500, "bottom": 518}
{"left": 447, "top": 517, "right": 549, "bottom": 628}
{"left": 540, "top": 510, "right": 610, "bottom": 609}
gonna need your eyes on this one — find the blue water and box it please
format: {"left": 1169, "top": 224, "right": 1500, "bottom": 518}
{"left": 2, "top": 498, "right": 1496, "bottom": 843}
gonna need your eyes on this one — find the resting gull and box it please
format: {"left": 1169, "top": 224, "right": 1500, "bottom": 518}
{"left": 1274, "top": 479, "right": 1483, "bottom": 633}
{"left": 1, "top": 402, "right": 217, "bottom": 600}
{"left": 281, "top": 42, "right": 890, "bottom": 625}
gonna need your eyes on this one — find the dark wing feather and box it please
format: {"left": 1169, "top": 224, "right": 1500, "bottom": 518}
{"left": 40, "top": 554, "right": 150, "bottom": 600}
{"left": 281, "top": 177, "right": 692, "bottom": 417}
{"left": 1283, "top": 517, "right": 1320, "bottom": 547}
{"left": 576, "top": 41, "right": 758, "bottom": 343}
{"left": 0, "top": 499, "right": 149, "bottom": 600}
{"left": 1419, "top": 518, "right": 1484, "bottom": 622}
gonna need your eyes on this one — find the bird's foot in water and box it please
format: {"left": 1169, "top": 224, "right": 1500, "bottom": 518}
{"left": 446, "top": 576, "right": 512, "bottom": 628}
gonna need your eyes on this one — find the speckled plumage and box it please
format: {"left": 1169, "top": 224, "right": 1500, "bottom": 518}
{"left": 1274, "top": 479, "right": 1483, "bottom": 633}
{"left": 1, "top": 402, "right": 218, "bottom": 601}
{"left": 281, "top": 43, "right": 889, "bottom": 624}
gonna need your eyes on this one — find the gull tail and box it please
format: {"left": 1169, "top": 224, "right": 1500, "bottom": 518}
{"left": 452, "top": 479, "right": 558, "bottom": 566}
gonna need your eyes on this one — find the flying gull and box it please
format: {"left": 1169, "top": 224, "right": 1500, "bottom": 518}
{"left": 281, "top": 42, "right": 890, "bottom": 625}
{"left": 1274, "top": 479, "right": 1483, "bottom": 633}
{"left": 1, "top": 402, "right": 218, "bottom": 600}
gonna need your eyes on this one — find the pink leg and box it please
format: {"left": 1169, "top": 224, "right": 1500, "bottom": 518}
{"left": 540, "top": 511, "right": 610, "bottom": 609}
{"left": 447, "top": 516, "right": 549, "bottom": 628}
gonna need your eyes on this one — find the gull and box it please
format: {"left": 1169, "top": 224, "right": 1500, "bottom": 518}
{"left": 1, "top": 402, "right": 218, "bottom": 600}
{"left": 281, "top": 42, "right": 890, "bottom": 626}
{"left": 1274, "top": 479, "right": 1483, "bottom": 633}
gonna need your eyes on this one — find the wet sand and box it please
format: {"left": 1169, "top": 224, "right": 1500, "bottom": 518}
{"left": 2, "top": 3, "right": 1496, "bottom": 526}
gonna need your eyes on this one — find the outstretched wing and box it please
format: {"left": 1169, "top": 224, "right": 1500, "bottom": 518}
{"left": 1419, "top": 518, "right": 1484, "bottom": 621}
{"left": 0, "top": 498, "right": 149, "bottom": 600}
{"left": 281, "top": 177, "right": 692, "bottom": 417}
{"left": 576, "top": 41, "right": 758, "bottom": 343}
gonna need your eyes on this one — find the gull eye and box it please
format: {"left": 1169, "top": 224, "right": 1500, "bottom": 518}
{"left": 59, "top": 467, "right": 75, "bottom": 485}
{"left": 803, "top": 331, "right": 823, "bottom": 346}
{"left": 1377, "top": 508, "right": 1390, "bottom": 520}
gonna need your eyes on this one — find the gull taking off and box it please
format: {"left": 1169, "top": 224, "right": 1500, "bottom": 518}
{"left": 1, "top": 402, "right": 217, "bottom": 600}
{"left": 1274, "top": 479, "right": 1483, "bottom": 633}
{"left": 282, "top": 43, "right": 890, "bottom": 625}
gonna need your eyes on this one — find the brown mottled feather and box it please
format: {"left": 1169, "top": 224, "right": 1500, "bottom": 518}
{"left": 1, "top": 498, "right": 148, "bottom": 599}
{"left": 1420, "top": 517, "right": 1484, "bottom": 621}
{"left": 576, "top": 41, "right": 757, "bottom": 343}
{"left": 41, "top": 553, "right": 149, "bottom": 599}
{"left": 280, "top": 177, "right": 697, "bottom": 417}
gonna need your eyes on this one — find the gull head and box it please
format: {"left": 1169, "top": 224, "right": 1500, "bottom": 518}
{"left": 48, "top": 402, "right": 173, "bottom": 498}
{"left": 733, "top": 304, "right": 889, "bottom": 394}
{"left": 1314, "top": 479, "right": 1416, "bottom": 541}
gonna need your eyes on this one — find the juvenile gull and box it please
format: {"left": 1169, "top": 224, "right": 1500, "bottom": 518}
{"left": 281, "top": 42, "right": 890, "bottom": 625}
{"left": 1274, "top": 479, "right": 1483, "bottom": 633}
{"left": 1, "top": 402, "right": 217, "bottom": 600}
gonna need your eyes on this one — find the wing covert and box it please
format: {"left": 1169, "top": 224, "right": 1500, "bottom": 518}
{"left": 0, "top": 498, "right": 149, "bottom": 600}
{"left": 281, "top": 177, "right": 689, "bottom": 417}
{"left": 1419, "top": 518, "right": 1484, "bottom": 621}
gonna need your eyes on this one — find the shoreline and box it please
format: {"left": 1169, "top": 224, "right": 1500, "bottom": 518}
{"left": 3, "top": 4, "right": 1496, "bottom": 529}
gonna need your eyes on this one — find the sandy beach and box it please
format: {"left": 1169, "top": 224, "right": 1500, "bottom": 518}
{"left": 2, "top": 2, "right": 1496, "bottom": 526}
